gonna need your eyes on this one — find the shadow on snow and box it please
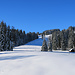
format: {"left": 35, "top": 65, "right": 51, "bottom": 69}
{"left": 26, "top": 38, "right": 43, "bottom": 46}
{"left": 0, "top": 55, "right": 37, "bottom": 61}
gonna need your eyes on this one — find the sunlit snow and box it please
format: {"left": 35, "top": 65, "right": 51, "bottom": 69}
{"left": 0, "top": 35, "right": 75, "bottom": 75}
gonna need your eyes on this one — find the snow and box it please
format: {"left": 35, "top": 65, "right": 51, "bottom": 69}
{"left": 0, "top": 35, "right": 75, "bottom": 75}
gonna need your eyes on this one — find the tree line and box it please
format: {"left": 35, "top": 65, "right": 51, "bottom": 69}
{"left": 52, "top": 26, "right": 75, "bottom": 50}
{"left": 0, "top": 21, "right": 38, "bottom": 51}
{"left": 42, "top": 26, "right": 75, "bottom": 51}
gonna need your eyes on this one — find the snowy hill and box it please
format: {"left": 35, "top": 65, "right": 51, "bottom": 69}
{"left": 0, "top": 35, "right": 75, "bottom": 75}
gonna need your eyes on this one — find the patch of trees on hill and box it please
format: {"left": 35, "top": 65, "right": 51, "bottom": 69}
{"left": 43, "top": 29, "right": 60, "bottom": 35}
{"left": 0, "top": 21, "right": 38, "bottom": 51}
{"left": 42, "top": 26, "right": 75, "bottom": 50}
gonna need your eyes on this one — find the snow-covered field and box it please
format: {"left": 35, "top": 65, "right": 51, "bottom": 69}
{"left": 0, "top": 35, "right": 75, "bottom": 75}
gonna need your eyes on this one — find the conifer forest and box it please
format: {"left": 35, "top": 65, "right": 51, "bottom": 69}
{"left": 42, "top": 26, "right": 75, "bottom": 50}
{"left": 0, "top": 21, "right": 75, "bottom": 51}
{"left": 0, "top": 21, "right": 38, "bottom": 51}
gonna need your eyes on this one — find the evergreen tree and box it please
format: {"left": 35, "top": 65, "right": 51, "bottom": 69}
{"left": 37, "top": 32, "right": 39, "bottom": 35}
{"left": 73, "top": 31, "right": 75, "bottom": 48}
{"left": 3, "top": 23, "right": 7, "bottom": 51}
{"left": 57, "top": 33, "right": 61, "bottom": 49}
{"left": 10, "top": 26, "right": 15, "bottom": 46}
{"left": 68, "top": 27, "right": 74, "bottom": 48}
{"left": 48, "top": 35, "right": 52, "bottom": 51}
{"left": 61, "top": 30, "right": 66, "bottom": 50}
{"left": 23, "top": 31, "right": 26, "bottom": 44}
{"left": 52, "top": 32, "right": 57, "bottom": 50}
{"left": 41, "top": 39, "right": 48, "bottom": 51}
{"left": 0, "top": 21, "right": 6, "bottom": 51}
{"left": 6, "top": 26, "right": 10, "bottom": 50}
{"left": 42, "top": 34, "right": 43, "bottom": 39}
{"left": 32, "top": 32, "right": 35, "bottom": 40}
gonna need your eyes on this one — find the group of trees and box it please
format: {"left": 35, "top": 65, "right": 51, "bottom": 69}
{"left": 0, "top": 21, "right": 38, "bottom": 51}
{"left": 42, "top": 26, "right": 75, "bottom": 50}
{"left": 41, "top": 35, "right": 52, "bottom": 51}
{"left": 52, "top": 26, "right": 75, "bottom": 50}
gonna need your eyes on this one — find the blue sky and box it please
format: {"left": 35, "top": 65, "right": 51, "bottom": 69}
{"left": 0, "top": 0, "right": 75, "bottom": 33}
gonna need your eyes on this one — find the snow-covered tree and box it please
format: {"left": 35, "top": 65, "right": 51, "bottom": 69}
{"left": 0, "top": 21, "right": 39, "bottom": 51}
{"left": 52, "top": 32, "right": 58, "bottom": 50}
{"left": 48, "top": 35, "right": 52, "bottom": 51}
{"left": 61, "top": 30, "right": 66, "bottom": 50}
{"left": 41, "top": 39, "right": 48, "bottom": 51}
{"left": 0, "top": 21, "right": 6, "bottom": 51}
{"left": 68, "top": 27, "right": 74, "bottom": 48}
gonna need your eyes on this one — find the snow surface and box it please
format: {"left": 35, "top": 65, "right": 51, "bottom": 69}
{"left": 0, "top": 35, "right": 75, "bottom": 75}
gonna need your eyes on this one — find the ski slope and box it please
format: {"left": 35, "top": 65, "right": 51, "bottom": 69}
{"left": 0, "top": 35, "right": 75, "bottom": 75}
